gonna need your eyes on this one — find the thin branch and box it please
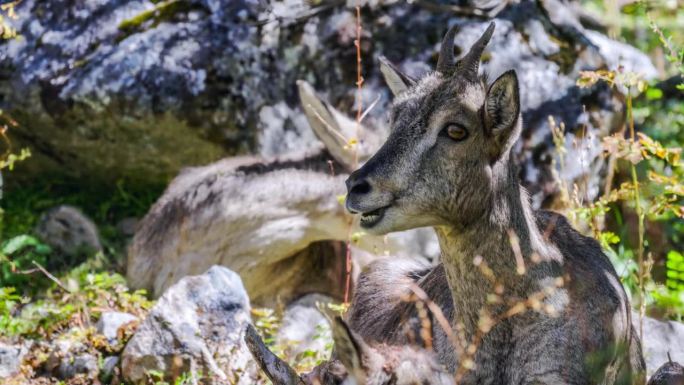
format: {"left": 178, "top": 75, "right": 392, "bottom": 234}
{"left": 359, "top": 94, "right": 381, "bottom": 123}
{"left": 32, "top": 260, "right": 71, "bottom": 292}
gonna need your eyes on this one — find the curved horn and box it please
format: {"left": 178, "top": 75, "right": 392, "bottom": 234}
{"left": 244, "top": 324, "right": 305, "bottom": 385}
{"left": 436, "top": 25, "right": 459, "bottom": 75}
{"left": 456, "top": 22, "right": 495, "bottom": 80}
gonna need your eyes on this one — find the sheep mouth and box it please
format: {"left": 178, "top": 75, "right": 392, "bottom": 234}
{"left": 359, "top": 206, "right": 389, "bottom": 228}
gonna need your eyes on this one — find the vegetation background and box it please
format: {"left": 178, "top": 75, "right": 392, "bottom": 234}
{"left": 0, "top": 0, "right": 682, "bottom": 384}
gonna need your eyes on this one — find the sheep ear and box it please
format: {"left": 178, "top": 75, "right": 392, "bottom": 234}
{"left": 379, "top": 56, "right": 416, "bottom": 96}
{"left": 298, "top": 80, "right": 357, "bottom": 169}
{"left": 484, "top": 70, "right": 521, "bottom": 161}
{"left": 332, "top": 317, "right": 368, "bottom": 379}
{"left": 298, "top": 80, "right": 385, "bottom": 169}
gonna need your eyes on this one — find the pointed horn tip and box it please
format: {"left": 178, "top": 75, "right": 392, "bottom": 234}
{"left": 444, "top": 24, "right": 459, "bottom": 38}
{"left": 436, "top": 24, "right": 460, "bottom": 74}
{"left": 440, "top": 24, "right": 459, "bottom": 50}
{"left": 483, "top": 22, "right": 496, "bottom": 41}
{"left": 471, "top": 22, "right": 496, "bottom": 49}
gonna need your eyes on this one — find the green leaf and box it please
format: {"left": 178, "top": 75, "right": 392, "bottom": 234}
{"left": 2, "top": 235, "right": 41, "bottom": 255}
{"left": 645, "top": 87, "right": 663, "bottom": 100}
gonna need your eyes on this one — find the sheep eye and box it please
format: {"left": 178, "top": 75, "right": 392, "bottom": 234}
{"left": 444, "top": 124, "right": 469, "bottom": 141}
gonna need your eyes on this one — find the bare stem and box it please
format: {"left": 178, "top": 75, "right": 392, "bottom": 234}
{"left": 32, "top": 260, "right": 70, "bottom": 292}
{"left": 344, "top": 3, "right": 364, "bottom": 305}
{"left": 627, "top": 91, "right": 645, "bottom": 340}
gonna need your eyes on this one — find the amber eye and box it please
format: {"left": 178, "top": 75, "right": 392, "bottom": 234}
{"left": 444, "top": 124, "right": 469, "bottom": 141}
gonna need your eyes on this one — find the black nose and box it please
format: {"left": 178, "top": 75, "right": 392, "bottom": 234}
{"left": 345, "top": 170, "right": 372, "bottom": 196}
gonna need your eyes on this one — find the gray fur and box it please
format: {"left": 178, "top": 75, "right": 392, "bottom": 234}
{"left": 344, "top": 22, "right": 645, "bottom": 385}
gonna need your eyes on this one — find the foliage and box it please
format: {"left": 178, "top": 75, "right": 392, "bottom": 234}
{"left": 0, "top": 234, "right": 52, "bottom": 288}
{"left": 582, "top": 0, "right": 684, "bottom": 60}
{"left": 0, "top": 286, "right": 30, "bottom": 336}
{"left": 0, "top": 0, "right": 19, "bottom": 39}
{"left": 147, "top": 369, "right": 203, "bottom": 385}
{"left": 0, "top": 260, "right": 152, "bottom": 340}
{"left": 571, "top": 63, "right": 684, "bottom": 320}
{"left": 556, "top": 1, "right": 684, "bottom": 322}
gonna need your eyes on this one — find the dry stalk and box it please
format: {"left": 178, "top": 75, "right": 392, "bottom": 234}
{"left": 31, "top": 260, "right": 70, "bottom": 292}
{"left": 406, "top": 283, "right": 462, "bottom": 356}
{"left": 342, "top": 4, "right": 364, "bottom": 304}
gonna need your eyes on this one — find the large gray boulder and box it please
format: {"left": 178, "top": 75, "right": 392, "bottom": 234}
{"left": 121, "top": 266, "right": 256, "bottom": 384}
{"left": 641, "top": 314, "right": 684, "bottom": 377}
{"left": 0, "top": 0, "right": 655, "bottom": 200}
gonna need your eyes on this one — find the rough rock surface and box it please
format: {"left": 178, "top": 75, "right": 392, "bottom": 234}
{"left": 35, "top": 205, "right": 102, "bottom": 258}
{"left": 276, "top": 294, "right": 333, "bottom": 358}
{"left": 57, "top": 353, "right": 99, "bottom": 380}
{"left": 44, "top": 338, "right": 99, "bottom": 380}
{"left": 102, "top": 356, "right": 120, "bottom": 375}
{"left": 121, "top": 266, "right": 256, "bottom": 384}
{"left": 1, "top": 0, "right": 655, "bottom": 202}
{"left": 641, "top": 314, "right": 684, "bottom": 377}
{"left": 96, "top": 312, "right": 138, "bottom": 344}
{"left": 0, "top": 341, "right": 29, "bottom": 379}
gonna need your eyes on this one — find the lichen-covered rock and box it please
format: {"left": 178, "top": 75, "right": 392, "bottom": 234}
{"left": 121, "top": 266, "right": 256, "bottom": 384}
{"left": 0, "top": 0, "right": 655, "bottom": 201}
